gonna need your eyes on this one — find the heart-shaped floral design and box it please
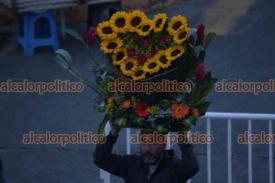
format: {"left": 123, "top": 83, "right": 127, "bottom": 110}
{"left": 97, "top": 10, "right": 190, "bottom": 80}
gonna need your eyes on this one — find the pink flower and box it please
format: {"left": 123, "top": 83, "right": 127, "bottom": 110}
{"left": 133, "top": 34, "right": 140, "bottom": 41}
{"left": 195, "top": 63, "right": 205, "bottom": 86}
{"left": 143, "top": 39, "right": 150, "bottom": 47}
{"left": 197, "top": 24, "right": 205, "bottom": 44}
{"left": 127, "top": 48, "right": 136, "bottom": 57}
{"left": 86, "top": 27, "right": 97, "bottom": 47}
{"left": 137, "top": 54, "right": 147, "bottom": 65}
{"left": 160, "top": 35, "right": 169, "bottom": 45}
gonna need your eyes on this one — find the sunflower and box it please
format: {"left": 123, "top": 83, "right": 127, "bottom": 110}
{"left": 131, "top": 66, "right": 147, "bottom": 80}
{"left": 143, "top": 58, "right": 161, "bottom": 74}
{"left": 152, "top": 13, "right": 167, "bottom": 32}
{"left": 97, "top": 21, "right": 117, "bottom": 40}
{"left": 120, "top": 58, "right": 138, "bottom": 76}
{"left": 109, "top": 11, "right": 129, "bottom": 33}
{"left": 173, "top": 29, "right": 189, "bottom": 44}
{"left": 100, "top": 38, "right": 123, "bottom": 54}
{"left": 166, "top": 45, "right": 185, "bottom": 61}
{"left": 136, "top": 19, "right": 153, "bottom": 36}
{"left": 156, "top": 50, "right": 173, "bottom": 69}
{"left": 112, "top": 48, "right": 127, "bottom": 65}
{"left": 167, "top": 15, "right": 188, "bottom": 35}
{"left": 171, "top": 103, "right": 189, "bottom": 120}
{"left": 128, "top": 10, "right": 148, "bottom": 32}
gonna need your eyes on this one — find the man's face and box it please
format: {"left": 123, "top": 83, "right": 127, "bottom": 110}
{"left": 140, "top": 134, "right": 166, "bottom": 165}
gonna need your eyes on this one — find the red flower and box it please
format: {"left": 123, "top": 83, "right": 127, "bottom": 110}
{"left": 133, "top": 34, "right": 140, "bottom": 41}
{"left": 143, "top": 39, "right": 150, "bottom": 47}
{"left": 137, "top": 54, "right": 147, "bottom": 65}
{"left": 160, "top": 35, "right": 169, "bottom": 45}
{"left": 195, "top": 63, "right": 205, "bottom": 86}
{"left": 135, "top": 102, "right": 150, "bottom": 118}
{"left": 127, "top": 48, "right": 136, "bottom": 57}
{"left": 197, "top": 24, "right": 205, "bottom": 44}
{"left": 86, "top": 27, "right": 97, "bottom": 47}
{"left": 151, "top": 49, "right": 157, "bottom": 57}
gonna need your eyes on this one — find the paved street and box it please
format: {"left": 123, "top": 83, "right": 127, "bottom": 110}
{"left": 0, "top": 0, "right": 275, "bottom": 182}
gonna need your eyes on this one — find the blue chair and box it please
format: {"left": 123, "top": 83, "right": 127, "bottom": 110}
{"left": 17, "top": 10, "right": 59, "bottom": 56}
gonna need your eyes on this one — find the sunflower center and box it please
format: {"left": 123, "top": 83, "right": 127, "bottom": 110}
{"left": 131, "top": 17, "right": 141, "bottom": 27}
{"left": 179, "top": 32, "right": 187, "bottom": 39}
{"left": 160, "top": 55, "right": 168, "bottom": 64}
{"left": 171, "top": 49, "right": 180, "bottom": 57}
{"left": 135, "top": 70, "right": 143, "bottom": 76}
{"left": 148, "top": 63, "right": 157, "bottom": 69}
{"left": 172, "top": 21, "right": 182, "bottom": 30}
{"left": 126, "top": 63, "right": 134, "bottom": 70}
{"left": 116, "top": 52, "right": 125, "bottom": 61}
{"left": 142, "top": 25, "right": 150, "bottom": 32}
{"left": 156, "top": 19, "right": 162, "bottom": 27}
{"left": 115, "top": 18, "right": 126, "bottom": 28}
{"left": 103, "top": 26, "right": 113, "bottom": 34}
{"left": 107, "top": 42, "right": 117, "bottom": 49}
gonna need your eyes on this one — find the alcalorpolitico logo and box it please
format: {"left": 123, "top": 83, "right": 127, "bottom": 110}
{"left": 0, "top": 79, "right": 85, "bottom": 95}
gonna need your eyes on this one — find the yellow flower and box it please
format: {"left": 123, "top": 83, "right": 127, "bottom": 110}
{"left": 167, "top": 15, "right": 188, "bottom": 35}
{"left": 173, "top": 29, "right": 189, "bottom": 44}
{"left": 100, "top": 38, "right": 123, "bottom": 54}
{"left": 143, "top": 58, "right": 161, "bottom": 74}
{"left": 128, "top": 10, "right": 148, "bottom": 32}
{"left": 112, "top": 48, "right": 127, "bottom": 65}
{"left": 120, "top": 58, "right": 138, "bottom": 76}
{"left": 166, "top": 46, "right": 185, "bottom": 61}
{"left": 136, "top": 19, "right": 153, "bottom": 36}
{"left": 97, "top": 21, "right": 117, "bottom": 40}
{"left": 152, "top": 13, "right": 167, "bottom": 32}
{"left": 156, "top": 50, "right": 172, "bottom": 69}
{"left": 110, "top": 11, "right": 129, "bottom": 33}
{"left": 131, "top": 66, "right": 147, "bottom": 80}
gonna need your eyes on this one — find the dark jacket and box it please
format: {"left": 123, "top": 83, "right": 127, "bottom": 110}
{"left": 93, "top": 133, "right": 199, "bottom": 183}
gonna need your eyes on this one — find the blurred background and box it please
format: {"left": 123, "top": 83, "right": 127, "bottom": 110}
{"left": 0, "top": 0, "right": 274, "bottom": 183}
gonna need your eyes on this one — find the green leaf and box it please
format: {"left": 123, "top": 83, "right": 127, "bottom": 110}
{"left": 55, "top": 49, "right": 73, "bottom": 70}
{"left": 204, "top": 32, "right": 216, "bottom": 49}
{"left": 97, "top": 117, "right": 110, "bottom": 135}
{"left": 115, "top": 117, "right": 127, "bottom": 128}
{"left": 65, "top": 28, "right": 86, "bottom": 45}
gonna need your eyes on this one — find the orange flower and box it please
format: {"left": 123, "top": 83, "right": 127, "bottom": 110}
{"left": 122, "top": 100, "right": 131, "bottom": 109}
{"left": 191, "top": 108, "right": 200, "bottom": 118}
{"left": 171, "top": 103, "right": 189, "bottom": 120}
{"left": 106, "top": 97, "right": 114, "bottom": 104}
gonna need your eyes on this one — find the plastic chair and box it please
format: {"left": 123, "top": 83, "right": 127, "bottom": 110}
{"left": 17, "top": 10, "right": 59, "bottom": 56}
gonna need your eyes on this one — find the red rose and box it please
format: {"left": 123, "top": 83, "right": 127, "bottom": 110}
{"left": 133, "top": 34, "right": 140, "bottom": 41}
{"left": 135, "top": 102, "right": 150, "bottom": 118}
{"left": 160, "top": 35, "right": 169, "bottom": 45}
{"left": 127, "top": 48, "right": 136, "bottom": 57}
{"left": 86, "top": 27, "right": 97, "bottom": 47}
{"left": 137, "top": 54, "right": 147, "bottom": 65}
{"left": 197, "top": 24, "right": 205, "bottom": 44}
{"left": 143, "top": 39, "right": 150, "bottom": 47}
{"left": 195, "top": 63, "right": 205, "bottom": 86}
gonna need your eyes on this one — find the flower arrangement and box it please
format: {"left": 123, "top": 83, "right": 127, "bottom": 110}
{"left": 97, "top": 10, "right": 190, "bottom": 80}
{"left": 55, "top": 10, "right": 218, "bottom": 134}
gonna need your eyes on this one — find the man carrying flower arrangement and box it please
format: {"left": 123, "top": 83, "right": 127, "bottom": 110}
{"left": 93, "top": 125, "right": 199, "bottom": 183}
{"left": 55, "top": 9, "right": 217, "bottom": 183}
